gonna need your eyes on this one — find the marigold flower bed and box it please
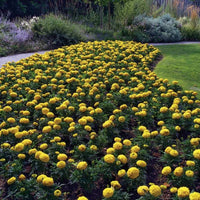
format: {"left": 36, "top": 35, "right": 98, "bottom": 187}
{"left": 0, "top": 40, "right": 200, "bottom": 200}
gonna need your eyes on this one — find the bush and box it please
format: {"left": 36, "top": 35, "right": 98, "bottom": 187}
{"left": 114, "top": 0, "right": 150, "bottom": 28}
{"left": 0, "top": 16, "right": 33, "bottom": 56}
{"left": 32, "top": 14, "right": 86, "bottom": 48}
{"left": 129, "top": 14, "right": 182, "bottom": 42}
{"left": 181, "top": 24, "right": 200, "bottom": 41}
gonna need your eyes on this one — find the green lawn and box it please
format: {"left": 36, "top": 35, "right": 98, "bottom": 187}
{"left": 154, "top": 44, "right": 200, "bottom": 98}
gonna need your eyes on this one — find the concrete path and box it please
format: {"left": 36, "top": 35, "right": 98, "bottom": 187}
{"left": 0, "top": 41, "right": 200, "bottom": 68}
{"left": 0, "top": 50, "right": 49, "bottom": 68}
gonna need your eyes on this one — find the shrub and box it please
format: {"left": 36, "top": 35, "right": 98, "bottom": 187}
{"left": 32, "top": 14, "right": 86, "bottom": 48}
{"left": 0, "top": 16, "right": 33, "bottom": 56}
{"left": 181, "top": 24, "right": 200, "bottom": 41}
{"left": 114, "top": 0, "right": 150, "bottom": 28}
{"left": 131, "top": 14, "right": 182, "bottom": 42}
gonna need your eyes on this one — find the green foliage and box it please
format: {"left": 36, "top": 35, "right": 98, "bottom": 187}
{"left": 32, "top": 14, "right": 86, "bottom": 48}
{"left": 114, "top": 0, "right": 150, "bottom": 27}
{"left": 181, "top": 24, "right": 200, "bottom": 41}
{"left": 132, "top": 14, "right": 182, "bottom": 42}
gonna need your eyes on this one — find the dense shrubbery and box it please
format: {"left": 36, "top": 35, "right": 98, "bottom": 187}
{"left": 1, "top": 40, "right": 200, "bottom": 200}
{"left": 32, "top": 14, "right": 86, "bottom": 48}
{"left": 0, "top": 16, "right": 33, "bottom": 56}
{"left": 122, "top": 14, "right": 182, "bottom": 43}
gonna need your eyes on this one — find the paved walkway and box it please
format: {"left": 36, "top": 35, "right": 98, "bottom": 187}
{"left": 0, "top": 42, "right": 200, "bottom": 68}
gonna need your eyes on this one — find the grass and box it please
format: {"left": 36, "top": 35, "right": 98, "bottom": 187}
{"left": 155, "top": 44, "right": 200, "bottom": 98}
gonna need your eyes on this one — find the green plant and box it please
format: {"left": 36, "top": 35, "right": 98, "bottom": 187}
{"left": 32, "top": 13, "right": 86, "bottom": 48}
{"left": 113, "top": 0, "right": 150, "bottom": 28}
{"left": 132, "top": 14, "right": 182, "bottom": 42}
{"left": 181, "top": 24, "right": 200, "bottom": 41}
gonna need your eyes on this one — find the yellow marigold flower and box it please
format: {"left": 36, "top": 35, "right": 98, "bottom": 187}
{"left": 162, "top": 166, "right": 172, "bottom": 176}
{"left": 54, "top": 117, "right": 62, "bottom": 125}
{"left": 37, "top": 174, "right": 47, "bottom": 183}
{"left": 23, "top": 111, "right": 30, "bottom": 116}
{"left": 78, "top": 118, "right": 87, "bottom": 125}
{"left": 131, "top": 145, "right": 140, "bottom": 153}
{"left": 127, "top": 167, "right": 140, "bottom": 179}
{"left": 68, "top": 106, "right": 74, "bottom": 112}
{"left": 190, "top": 138, "right": 200, "bottom": 146}
{"left": 157, "top": 121, "right": 164, "bottom": 126}
{"left": 175, "top": 126, "right": 181, "bottom": 131}
{"left": 57, "top": 161, "right": 66, "bottom": 169}
{"left": 77, "top": 161, "right": 88, "bottom": 170}
{"left": 22, "top": 139, "right": 32, "bottom": 145}
{"left": 118, "top": 169, "right": 126, "bottom": 177}
{"left": 130, "top": 152, "right": 138, "bottom": 159}
{"left": 95, "top": 108, "right": 103, "bottom": 113}
{"left": 7, "top": 117, "right": 16, "bottom": 123}
{"left": 160, "top": 128, "right": 170, "bottom": 136}
{"left": 42, "top": 126, "right": 52, "bottom": 133}
{"left": 114, "top": 137, "right": 121, "bottom": 142}
{"left": 15, "top": 143, "right": 24, "bottom": 152}
{"left": 42, "top": 107, "right": 49, "bottom": 115}
{"left": 160, "top": 107, "right": 168, "bottom": 113}
{"left": 186, "top": 160, "right": 195, "bottom": 166}
{"left": 104, "top": 154, "right": 115, "bottom": 164}
{"left": 132, "top": 107, "right": 139, "bottom": 112}
{"left": 42, "top": 177, "right": 54, "bottom": 186}
{"left": 102, "top": 120, "right": 113, "bottom": 128}
{"left": 193, "top": 149, "right": 200, "bottom": 159}
{"left": 54, "top": 189, "right": 62, "bottom": 197}
{"left": 18, "top": 153, "right": 26, "bottom": 159}
{"left": 172, "top": 113, "right": 182, "bottom": 119}
{"left": 3, "top": 106, "right": 12, "bottom": 112}
{"left": 47, "top": 112, "right": 55, "bottom": 118}
{"left": 78, "top": 144, "right": 86, "bottom": 152}
{"left": 28, "top": 148, "right": 37, "bottom": 155}
{"left": 19, "top": 174, "right": 26, "bottom": 181}
{"left": 170, "top": 187, "right": 178, "bottom": 193}
{"left": 90, "top": 145, "right": 98, "bottom": 151}
{"left": 113, "top": 142, "right": 123, "bottom": 150}
{"left": 7, "top": 177, "right": 16, "bottom": 185}
{"left": 117, "top": 154, "right": 127, "bottom": 164}
{"left": 149, "top": 185, "right": 161, "bottom": 197}
{"left": 40, "top": 143, "right": 48, "bottom": 150}
{"left": 189, "top": 192, "right": 200, "bottom": 200}
{"left": 68, "top": 126, "right": 75, "bottom": 132}
{"left": 84, "top": 125, "right": 92, "bottom": 131}
{"left": 173, "top": 167, "right": 183, "bottom": 177}
{"left": 165, "top": 146, "right": 172, "bottom": 154}
{"left": 183, "top": 112, "right": 191, "bottom": 119}
{"left": 136, "top": 160, "right": 147, "bottom": 168}
{"left": 142, "top": 130, "right": 151, "bottom": 138}
{"left": 57, "top": 153, "right": 67, "bottom": 161}
{"left": 79, "top": 106, "right": 87, "bottom": 112}
{"left": 106, "top": 148, "right": 115, "bottom": 154}
{"left": 39, "top": 153, "right": 50, "bottom": 163}
{"left": 102, "top": 187, "right": 114, "bottom": 198}
{"left": 185, "top": 170, "right": 194, "bottom": 177}
{"left": 177, "top": 187, "right": 190, "bottom": 198}
{"left": 118, "top": 116, "right": 125, "bottom": 122}
{"left": 111, "top": 180, "right": 121, "bottom": 189}
{"left": 169, "top": 149, "right": 179, "bottom": 157}
{"left": 123, "top": 139, "right": 132, "bottom": 146}
{"left": 137, "top": 185, "right": 149, "bottom": 196}
{"left": 19, "top": 118, "right": 30, "bottom": 124}
{"left": 77, "top": 196, "right": 88, "bottom": 200}
{"left": 54, "top": 136, "right": 61, "bottom": 142}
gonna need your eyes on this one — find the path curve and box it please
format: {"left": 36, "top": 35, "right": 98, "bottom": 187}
{"left": 0, "top": 41, "right": 200, "bottom": 68}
